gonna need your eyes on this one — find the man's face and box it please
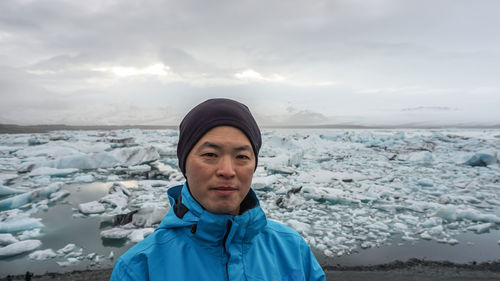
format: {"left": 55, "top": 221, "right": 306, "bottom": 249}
{"left": 185, "top": 126, "right": 255, "bottom": 215}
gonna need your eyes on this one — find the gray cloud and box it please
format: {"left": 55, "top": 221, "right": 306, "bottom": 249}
{"left": 0, "top": 0, "right": 499, "bottom": 126}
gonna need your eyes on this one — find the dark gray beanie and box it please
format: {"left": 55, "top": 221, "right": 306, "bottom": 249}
{"left": 177, "top": 98, "right": 262, "bottom": 176}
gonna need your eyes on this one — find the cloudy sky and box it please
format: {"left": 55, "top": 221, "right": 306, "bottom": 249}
{"left": 1, "top": 0, "right": 499, "bottom": 126}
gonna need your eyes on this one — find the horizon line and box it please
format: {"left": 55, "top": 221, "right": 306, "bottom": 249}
{"left": 2, "top": 123, "right": 500, "bottom": 134}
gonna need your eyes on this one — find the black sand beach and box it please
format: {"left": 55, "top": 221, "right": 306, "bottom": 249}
{"left": 2, "top": 260, "right": 500, "bottom": 281}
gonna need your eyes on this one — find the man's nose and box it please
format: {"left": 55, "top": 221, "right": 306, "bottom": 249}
{"left": 216, "top": 155, "right": 236, "bottom": 178}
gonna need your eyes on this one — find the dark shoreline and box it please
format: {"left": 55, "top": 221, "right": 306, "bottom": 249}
{"left": 2, "top": 259, "right": 500, "bottom": 281}
{"left": 2, "top": 123, "right": 500, "bottom": 134}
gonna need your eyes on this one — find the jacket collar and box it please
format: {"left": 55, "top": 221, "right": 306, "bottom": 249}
{"left": 161, "top": 183, "right": 267, "bottom": 245}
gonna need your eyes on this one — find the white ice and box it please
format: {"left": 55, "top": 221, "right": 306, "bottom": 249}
{"left": 0, "top": 217, "right": 43, "bottom": 233}
{"left": 0, "top": 233, "right": 18, "bottom": 245}
{"left": 1, "top": 128, "right": 500, "bottom": 261}
{"left": 28, "top": 248, "right": 57, "bottom": 260}
{"left": 0, "top": 239, "right": 42, "bottom": 257}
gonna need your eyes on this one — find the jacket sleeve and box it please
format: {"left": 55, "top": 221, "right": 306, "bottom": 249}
{"left": 300, "top": 239, "right": 326, "bottom": 281}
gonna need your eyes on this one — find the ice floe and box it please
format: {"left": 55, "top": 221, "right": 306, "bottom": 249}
{"left": 28, "top": 248, "right": 57, "bottom": 260}
{"left": 0, "top": 239, "right": 41, "bottom": 257}
{"left": 0, "top": 128, "right": 499, "bottom": 264}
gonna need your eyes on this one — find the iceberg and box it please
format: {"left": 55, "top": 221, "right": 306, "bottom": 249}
{"left": 29, "top": 167, "right": 78, "bottom": 177}
{"left": 0, "top": 184, "right": 25, "bottom": 196}
{"left": 463, "top": 149, "right": 498, "bottom": 167}
{"left": 57, "top": 257, "right": 79, "bottom": 266}
{"left": 0, "top": 239, "right": 42, "bottom": 257}
{"left": 110, "top": 146, "right": 160, "bottom": 166}
{"left": 28, "top": 248, "right": 57, "bottom": 260}
{"left": 0, "top": 217, "right": 43, "bottom": 233}
{"left": 18, "top": 228, "right": 42, "bottom": 240}
{"left": 0, "top": 233, "right": 19, "bottom": 245}
{"left": 100, "top": 228, "right": 132, "bottom": 239}
{"left": 57, "top": 243, "right": 76, "bottom": 254}
{"left": 128, "top": 228, "right": 155, "bottom": 243}
{"left": 0, "top": 182, "right": 62, "bottom": 211}
{"left": 131, "top": 205, "right": 169, "bottom": 227}
{"left": 78, "top": 201, "right": 106, "bottom": 214}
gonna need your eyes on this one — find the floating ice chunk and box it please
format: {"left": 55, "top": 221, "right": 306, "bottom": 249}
{"left": 420, "top": 231, "right": 432, "bottom": 240}
{"left": 48, "top": 190, "right": 70, "bottom": 203}
{"left": 0, "top": 233, "right": 18, "bottom": 245}
{"left": 434, "top": 205, "right": 457, "bottom": 221}
{"left": 296, "top": 170, "right": 336, "bottom": 184}
{"left": 0, "top": 184, "right": 25, "bottom": 196}
{"left": 108, "top": 182, "right": 131, "bottom": 196}
{"left": 128, "top": 228, "right": 155, "bottom": 243}
{"left": 128, "top": 164, "right": 151, "bottom": 172}
{"left": 393, "top": 222, "right": 408, "bottom": 232}
{"left": 101, "top": 228, "right": 132, "bottom": 239}
{"left": 57, "top": 257, "right": 79, "bottom": 266}
{"left": 457, "top": 208, "right": 500, "bottom": 223}
{"left": 286, "top": 219, "right": 310, "bottom": 235}
{"left": 50, "top": 154, "right": 100, "bottom": 170}
{"left": 16, "top": 145, "right": 78, "bottom": 159}
{"left": 29, "top": 249, "right": 57, "bottom": 260}
{"left": 288, "top": 151, "right": 304, "bottom": 167}
{"left": 65, "top": 247, "right": 83, "bottom": 258}
{"left": 428, "top": 225, "right": 444, "bottom": 236}
{"left": 367, "top": 221, "right": 389, "bottom": 232}
{"left": 417, "top": 178, "right": 434, "bottom": 187}
{"left": 407, "top": 151, "right": 433, "bottom": 163}
{"left": 29, "top": 167, "right": 78, "bottom": 177}
{"left": 0, "top": 217, "right": 43, "bottom": 233}
{"left": 302, "top": 186, "right": 356, "bottom": 204}
{"left": 421, "top": 217, "right": 442, "bottom": 228}
{"left": 73, "top": 174, "right": 94, "bottom": 183}
{"left": 0, "top": 182, "right": 61, "bottom": 211}
{"left": 466, "top": 223, "right": 494, "bottom": 234}
{"left": 108, "top": 251, "right": 114, "bottom": 259}
{"left": 266, "top": 165, "right": 295, "bottom": 175}
{"left": 110, "top": 146, "right": 159, "bottom": 166}
{"left": 86, "top": 252, "right": 97, "bottom": 260}
{"left": 252, "top": 175, "right": 278, "bottom": 191}
{"left": 107, "top": 175, "right": 120, "bottom": 181}
{"left": 78, "top": 201, "right": 106, "bottom": 214}
{"left": 397, "top": 214, "right": 419, "bottom": 225}
{"left": 100, "top": 193, "right": 128, "bottom": 213}
{"left": 18, "top": 228, "right": 41, "bottom": 240}
{"left": 28, "top": 137, "right": 48, "bottom": 146}
{"left": 464, "top": 149, "right": 497, "bottom": 166}
{"left": 138, "top": 180, "right": 171, "bottom": 189}
{"left": 132, "top": 206, "right": 169, "bottom": 227}
{"left": 0, "top": 239, "right": 42, "bottom": 257}
{"left": 57, "top": 243, "right": 76, "bottom": 254}
{"left": 447, "top": 238, "right": 459, "bottom": 245}
{"left": 0, "top": 193, "right": 31, "bottom": 211}
{"left": 401, "top": 233, "right": 418, "bottom": 241}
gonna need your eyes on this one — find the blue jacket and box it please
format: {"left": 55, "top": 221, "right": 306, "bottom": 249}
{"left": 110, "top": 184, "right": 325, "bottom": 281}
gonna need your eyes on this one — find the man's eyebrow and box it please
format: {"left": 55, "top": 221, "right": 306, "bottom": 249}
{"left": 196, "top": 142, "right": 252, "bottom": 153}
{"left": 197, "top": 142, "right": 222, "bottom": 151}
{"left": 233, "top": 145, "right": 252, "bottom": 152}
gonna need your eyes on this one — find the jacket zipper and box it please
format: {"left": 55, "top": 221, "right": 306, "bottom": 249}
{"left": 222, "top": 220, "right": 232, "bottom": 281}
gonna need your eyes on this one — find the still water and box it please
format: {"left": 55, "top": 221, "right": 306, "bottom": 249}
{"left": 1, "top": 182, "right": 499, "bottom": 276}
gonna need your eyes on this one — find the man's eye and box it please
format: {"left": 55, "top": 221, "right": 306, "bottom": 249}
{"left": 236, "top": 155, "right": 250, "bottom": 160}
{"left": 202, "top": 153, "right": 217, "bottom": 158}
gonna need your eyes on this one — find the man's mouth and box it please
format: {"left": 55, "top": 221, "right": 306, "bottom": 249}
{"left": 211, "top": 186, "right": 238, "bottom": 195}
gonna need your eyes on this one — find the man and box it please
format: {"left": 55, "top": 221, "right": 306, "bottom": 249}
{"left": 111, "top": 98, "right": 325, "bottom": 280}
